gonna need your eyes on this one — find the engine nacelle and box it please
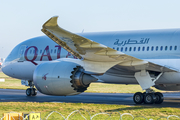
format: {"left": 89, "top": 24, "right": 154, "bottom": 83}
{"left": 33, "top": 60, "right": 97, "bottom": 96}
{"left": 155, "top": 84, "right": 180, "bottom": 91}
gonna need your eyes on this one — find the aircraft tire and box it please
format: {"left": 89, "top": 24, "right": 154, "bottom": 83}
{"left": 133, "top": 92, "right": 144, "bottom": 104}
{"left": 26, "top": 88, "right": 32, "bottom": 96}
{"left": 154, "top": 92, "right": 164, "bottom": 104}
{"left": 144, "top": 93, "right": 156, "bottom": 104}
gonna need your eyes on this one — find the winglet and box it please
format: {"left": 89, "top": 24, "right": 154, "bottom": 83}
{"left": 43, "top": 16, "right": 59, "bottom": 28}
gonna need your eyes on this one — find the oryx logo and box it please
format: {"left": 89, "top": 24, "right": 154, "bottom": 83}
{"left": 42, "top": 73, "right": 48, "bottom": 80}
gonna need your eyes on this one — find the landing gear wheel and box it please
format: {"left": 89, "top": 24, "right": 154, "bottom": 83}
{"left": 154, "top": 92, "right": 164, "bottom": 104}
{"left": 26, "top": 88, "right": 37, "bottom": 96}
{"left": 26, "top": 88, "right": 31, "bottom": 96}
{"left": 133, "top": 92, "right": 144, "bottom": 104}
{"left": 144, "top": 93, "right": 156, "bottom": 104}
{"left": 32, "top": 88, "right": 37, "bottom": 96}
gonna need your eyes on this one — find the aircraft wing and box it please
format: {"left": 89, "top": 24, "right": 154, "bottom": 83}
{"left": 42, "top": 16, "right": 177, "bottom": 73}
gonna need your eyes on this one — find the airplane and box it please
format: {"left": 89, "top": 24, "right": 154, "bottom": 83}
{"left": 2, "top": 16, "right": 180, "bottom": 105}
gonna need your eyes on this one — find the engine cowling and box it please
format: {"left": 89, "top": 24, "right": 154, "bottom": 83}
{"left": 33, "top": 60, "right": 97, "bottom": 96}
{"left": 155, "top": 84, "right": 180, "bottom": 91}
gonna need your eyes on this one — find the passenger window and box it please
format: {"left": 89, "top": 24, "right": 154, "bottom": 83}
{"left": 174, "top": 46, "right": 177, "bottom": 50}
{"left": 156, "top": 46, "right": 158, "bottom": 51}
{"left": 117, "top": 47, "right": 119, "bottom": 51}
{"left": 33, "top": 50, "right": 35, "bottom": 54}
{"left": 142, "top": 47, "right": 145, "bottom": 51}
{"left": 165, "top": 46, "right": 168, "bottom": 51}
{"left": 30, "top": 50, "right": 32, "bottom": 54}
{"left": 125, "top": 47, "right": 127, "bottom": 52}
{"left": 54, "top": 49, "right": 56, "bottom": 53}
{"left": 147, "top": 46, "right": 149, "bottom": 51}
{"left": 151, "top": 46, "right": 154, "bottom": 51}
{"left": 133, "top": 47, "right": 136, "bottom": 51}
{"left": 113, "top": 47, "right": 115, "bottom": 49}
{"left": 170, "top": 46, "right": 172, "bottom": 50}
{"left": 51, "top": 49, "right": 53, "bottom": 53}
{"left": 160, "top": 46, "right": 163, "bottom": 51}
{"left": 138, "top": 47, "right": 140, "bottom": 51}
{"left": 129, "top": 47, "right": 132, "bottom": 51}
{"left": 121, "top": 47, "right": 123, "bottom": 52}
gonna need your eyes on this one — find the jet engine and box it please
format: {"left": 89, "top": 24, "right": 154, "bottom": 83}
{"left": 155, "top": 84, "right": 180, "bottom": 91}
{"left": 33, "top": 60, "right": 97, "bottom": 96}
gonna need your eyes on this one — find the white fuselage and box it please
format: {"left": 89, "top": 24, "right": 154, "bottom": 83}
{"left": 2, "top": 28, "right": 180, "bottom": 87}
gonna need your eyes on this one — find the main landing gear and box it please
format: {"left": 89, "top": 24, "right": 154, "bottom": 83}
{"left": 134, "top": 70, "right": 164, "bottom": 104}
{"left": 133, "top": 89, "right": 164, "bottom": 104}
{"left": 26, "top": 81, "right": 37, "bottom": 96}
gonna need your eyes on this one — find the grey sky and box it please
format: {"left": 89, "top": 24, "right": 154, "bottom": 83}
{"left": 1, "top": 0, "right": 180, "bottom": 58}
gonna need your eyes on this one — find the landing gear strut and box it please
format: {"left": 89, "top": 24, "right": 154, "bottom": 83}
{"left": 133, "top": 89, "right": 164, "bottom": 104}
{"left": 26, "top": 81, "right": 37, "bottom": 96}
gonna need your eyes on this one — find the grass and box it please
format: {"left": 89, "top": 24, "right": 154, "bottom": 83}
{"left": 0, "top": 102, "right": 180, "bottom": 120}
{"left": 0, "top": 73, "right": 180, "bottom": 119}
{"left": 0, "top": 72, "right": 163, "bottom": 93}
{"left": 0, "top": 72, "right": 10, "bottom": 78}
{"left": 86, "top": 83, "right": 163, "bottom": 93}
{"left": 0, "top": 72, "right": 28, "bottom": 90}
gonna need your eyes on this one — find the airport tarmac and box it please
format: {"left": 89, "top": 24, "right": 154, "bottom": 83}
{"left": 0, "top": 89, "right": 180, "bottom": 108}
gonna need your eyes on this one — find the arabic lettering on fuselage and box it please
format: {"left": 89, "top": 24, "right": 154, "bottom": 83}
{"left": 114, "top": 38, "right": 150, "bottom": 46}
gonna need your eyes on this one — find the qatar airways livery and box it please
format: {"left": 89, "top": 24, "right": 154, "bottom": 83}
{"left": 2, "top": 16, "right": 180, "bottom": 104}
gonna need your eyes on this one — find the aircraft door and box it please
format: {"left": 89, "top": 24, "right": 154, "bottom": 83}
{"left": 18, "top": 45, "right": 27, "bottom": 62}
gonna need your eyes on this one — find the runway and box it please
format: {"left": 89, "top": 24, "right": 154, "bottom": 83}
{"left": 1, "top": 89, "right": 180, "bottom": 107}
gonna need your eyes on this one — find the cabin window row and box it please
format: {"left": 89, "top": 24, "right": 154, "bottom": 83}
{"left": 114, "top": 46, "right": 177, "bottom": 52}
